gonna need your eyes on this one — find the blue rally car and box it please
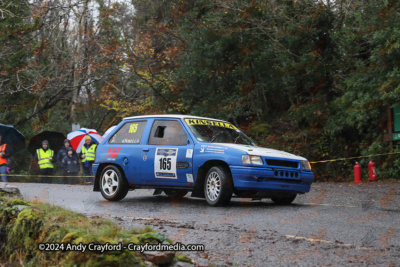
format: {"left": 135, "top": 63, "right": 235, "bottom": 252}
{"left": 93, "top": 115, "right": 314, "bottom": 206}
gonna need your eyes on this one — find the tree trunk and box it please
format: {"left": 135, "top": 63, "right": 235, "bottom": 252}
{"left": 71, "top": 0, "right": 90, "bottom": 124}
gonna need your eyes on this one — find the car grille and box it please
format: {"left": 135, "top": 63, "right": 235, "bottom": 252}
{"left": 274, "top": 170, "right": 299, "bottom": 179}
{"left": 265, "top": 159, "right": 299, "bottom": 168}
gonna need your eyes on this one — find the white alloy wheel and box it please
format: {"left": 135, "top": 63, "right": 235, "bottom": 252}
{"left": 101, "top": 169, "right": 119, "bottom": 196}
{"left": 206, "top": 171, "right": 221, "bottom": 201}
{"left": 204, "top": 166, "right": 233, "bottom": 206}
{"left": 99, "top": 165, "right": 129, "bottom": 201}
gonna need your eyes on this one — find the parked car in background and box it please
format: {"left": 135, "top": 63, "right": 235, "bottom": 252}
{"left": 93, "top": 115, "right": 314, "bottom": 206}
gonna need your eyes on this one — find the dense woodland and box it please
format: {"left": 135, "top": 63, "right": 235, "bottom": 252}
{"left": 1, "top": 0, "right": 400, "bottom": 180}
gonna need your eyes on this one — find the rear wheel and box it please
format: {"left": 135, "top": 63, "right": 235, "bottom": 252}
{"left": 163, "top": 189, "right": 188, "bottom": 198}
{"left": 271, "top": 194, "right": 297, "bottom": 205}
{"left": 100, "top": 165, "right": 129, "bottom": 201}
{"left": 204, "top": 166, "right": 233, "bottom": 206}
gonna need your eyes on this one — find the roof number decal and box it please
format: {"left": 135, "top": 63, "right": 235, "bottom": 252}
{"left": 129, "top": 124, "right": 138, "bottom": 133}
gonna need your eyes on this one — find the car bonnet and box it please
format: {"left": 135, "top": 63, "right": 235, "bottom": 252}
{"left": 216, "top": 144, "right": 307, "bottom": 161}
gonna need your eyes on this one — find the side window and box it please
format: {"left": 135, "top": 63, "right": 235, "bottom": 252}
{"left": 108, "top": 121, "right": 147, "bottom": 144}
{"left": 148, "top": 120, "right": 187, "bottom": 146}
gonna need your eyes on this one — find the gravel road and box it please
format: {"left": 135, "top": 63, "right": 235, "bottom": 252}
{"left": 4, "top": 181, "right": 400, "bottom": 266}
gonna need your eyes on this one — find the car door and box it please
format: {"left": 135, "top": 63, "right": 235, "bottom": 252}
{"left": 139, "top": 119, "right": 194, "bottom": 186}
{"left": 107, "top": 120, "right": 148, "bottom": 185}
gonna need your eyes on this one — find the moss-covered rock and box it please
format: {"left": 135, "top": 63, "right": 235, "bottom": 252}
{"left": 8, "top": 199, "right": 32, "bottom": 207}
{"left": 144, "top": 251, "right": 175, "bottom": 265}
{"left": 0, "top": 187, "right": 22, "bottom": 198}
{"left": 175, "top": 254, "right": 193, "bottom": 263}
{"left": 0, "top": 195, "right": 191, "bottom": 266}
{"left": 6, "top": 207, "right": 43, "bottom": 262}
{"left": 61, "top": 231, "right": 79, "bottom": 243}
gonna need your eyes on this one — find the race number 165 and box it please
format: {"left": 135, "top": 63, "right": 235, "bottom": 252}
{"left": 159, "top": 157, "right": 171, "bottom": 170}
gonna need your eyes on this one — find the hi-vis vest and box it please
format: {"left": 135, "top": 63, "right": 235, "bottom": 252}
{"left": 0, "top": 144, "right": 7, "bottom": 165}
{"left": 36, "top": 148, "right": 54, "bottom": 169}
{"left": 82, "top": 144, "right": 97, "bottom": 162}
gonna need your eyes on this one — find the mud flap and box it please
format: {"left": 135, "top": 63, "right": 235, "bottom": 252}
{"left": 153, "top": 189, "right": 163, "bottom": 195}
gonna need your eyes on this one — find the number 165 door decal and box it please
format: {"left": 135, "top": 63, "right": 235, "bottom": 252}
{"left": 154, "top": 148, "right": 178, "bottom": 179}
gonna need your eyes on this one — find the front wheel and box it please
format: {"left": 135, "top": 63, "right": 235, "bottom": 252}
{"left": 271, "top": 194, "right": 297, "bottom": 205}
{"left": 100, "top": 165, "right": 129, "bottom": 201}
{"left": 204, "top": 166, "right": 233, "bottom": 206}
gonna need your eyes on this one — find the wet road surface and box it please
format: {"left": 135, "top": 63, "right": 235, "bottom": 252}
{"left": 4, "top": 182, "right": 400, "bottom": 266}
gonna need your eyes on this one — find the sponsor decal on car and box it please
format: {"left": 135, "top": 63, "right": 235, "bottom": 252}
{"left": 186, "top": 173, "right": 194, "bottom": 183}
{"left": 186, "top": 149, "right": 193, "bottom": 158}
{"left": 185, "top": 119, "right": 237, "bottom": 129}
{"left": 177, "top": 161, "right": 192, "bottom": 169}
{"left": 106, "top": 147, "right": 122, "bottom": 160}
{"left": 121, "top": 138, "right": 140, "bottom": 144}
{"left": 199, "top": 145, "right": 227, "bottom": 154}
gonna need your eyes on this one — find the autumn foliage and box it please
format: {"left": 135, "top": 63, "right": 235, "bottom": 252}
{"left": 1, "top": 0, "right": 400, "bottom": 179}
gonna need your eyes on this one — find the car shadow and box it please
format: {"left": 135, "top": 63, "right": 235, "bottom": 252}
{"left": 101, "top": 194, "right": 313, "bottom": 210}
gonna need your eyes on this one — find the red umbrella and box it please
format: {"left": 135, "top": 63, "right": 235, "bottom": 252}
{"left": 67, "top": 128, "right": 103, "bottom": 153}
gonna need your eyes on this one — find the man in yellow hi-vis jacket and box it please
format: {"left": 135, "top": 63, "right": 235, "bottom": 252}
{"left": 79, "top": 136, "right": 97, "bottom": 184}
{"left": 34, "top": 140, "right": 56, "bottom": 183}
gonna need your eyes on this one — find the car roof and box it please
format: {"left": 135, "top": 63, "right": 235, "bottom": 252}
{"left": 122, "top": 114, "right": 230, "bottom": 123}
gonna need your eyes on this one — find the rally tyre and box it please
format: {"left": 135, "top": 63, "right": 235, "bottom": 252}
{"left": 204, "top": 166, "right": 233, "bottom": 207}
{"left": 100, "top": 165, "right": 129, "bottom": 201}
{"left": 164, "top": 189, "right": 188, "bottom": 198}
{"left": 271, "top": 194, "right": 297, "bottom": 205}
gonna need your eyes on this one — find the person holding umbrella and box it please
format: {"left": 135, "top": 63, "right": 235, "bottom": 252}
{"left": 80, "top": 136, "right": 97, "bottom": 184}
{"left": 0, "top": 135, "right": 10, "bottom": 183}
{"left": 34, "top": 140, "right": 56, "bottom": 183}
{"left": 57, "top": 139, "right": 77, "bottom": 184}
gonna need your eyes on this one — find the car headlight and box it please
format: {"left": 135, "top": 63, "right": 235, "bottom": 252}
{"left": 242, "top": 155, "right": 264, "bottom": 165}
{"left": 301, "top": 160, "right": 311, "bottom": 170}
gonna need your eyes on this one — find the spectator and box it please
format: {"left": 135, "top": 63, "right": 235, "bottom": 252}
{"left": 80, "top": 136, "right": 97, "bottom": 184}
{"left": 61, "top": 147, "right": 80, "bottom": 184}
{"left": 0, "top": 135, "right": 10, "bottom": 183}
{"left": 57, "top": 139, "right": 76, "bottom": 184}
{"left": 35, "top": 140, "right": 55, "bottom": 183}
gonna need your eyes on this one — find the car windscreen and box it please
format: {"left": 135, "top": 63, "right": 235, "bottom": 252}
{"left": 184, "top": 118, "right": 256, "bottom": 145}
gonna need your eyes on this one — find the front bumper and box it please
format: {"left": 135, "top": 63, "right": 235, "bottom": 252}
{"left": 230, "top": 165, "right": 314, "bottom": 194}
